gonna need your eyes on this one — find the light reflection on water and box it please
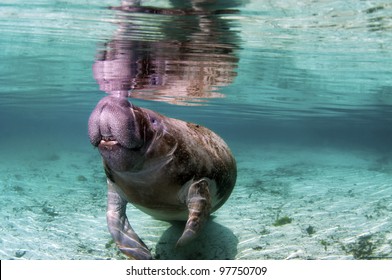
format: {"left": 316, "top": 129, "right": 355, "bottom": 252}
{"left": 92, "top": 1, "right": 241, "bottom": 105}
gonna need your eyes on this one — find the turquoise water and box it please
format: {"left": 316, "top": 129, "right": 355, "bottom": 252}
{"left": 1, "top": 0, "right": 392, "bottom": 259}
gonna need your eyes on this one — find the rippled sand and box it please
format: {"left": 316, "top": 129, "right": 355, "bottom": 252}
{"left": 1, "top": 140, "right": 391, "bottom": 260}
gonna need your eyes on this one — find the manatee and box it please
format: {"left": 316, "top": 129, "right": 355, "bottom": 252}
{"left": 88, "top": 95, "right": 236, "bottom": 259}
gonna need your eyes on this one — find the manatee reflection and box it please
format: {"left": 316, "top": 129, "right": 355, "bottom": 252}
{"left": 93, "top": 0, "right": 241, "bottom": 105}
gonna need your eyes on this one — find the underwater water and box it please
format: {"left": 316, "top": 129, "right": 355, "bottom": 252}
{"left": 1, "top": 0, "right": 392, "bottom": 260}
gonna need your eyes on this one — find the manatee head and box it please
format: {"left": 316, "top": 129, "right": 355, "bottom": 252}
{"left": 88, "top": 95, "right": 150, "bottom": 172}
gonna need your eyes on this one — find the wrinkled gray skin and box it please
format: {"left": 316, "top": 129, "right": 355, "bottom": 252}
{"left": 88, "top": 95, "right": 236, "bottom": 259}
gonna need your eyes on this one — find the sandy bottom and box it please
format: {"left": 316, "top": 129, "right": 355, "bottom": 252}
{"left": 1, "top": 141, "right": 392, "bottom": 260}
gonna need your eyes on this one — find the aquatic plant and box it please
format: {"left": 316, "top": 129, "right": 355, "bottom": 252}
{"left": 259, "top": 228, "right": 270, "bottom": 235}
{"left": 252, "top": 246, "right": 263, "bottom": 251}
{"left": 273, "top": 216, "right": 292, "bottom": 226}
{"left": 343, "top": 235, "right": 375, "bottom": 259}
{"left": 77, "top": 175, "right": 87, "bottom": 182}
{"left": 320, "top": 240, "right": 329, "bottom": 251}
{"left": 306, "top": 225, "right": 316, "bottom": 235}
{"left": 105, "top": 239, "right": 115, "bottom": 249}
{"left": 12, "top": 185, "right": 25, "bottom": 194}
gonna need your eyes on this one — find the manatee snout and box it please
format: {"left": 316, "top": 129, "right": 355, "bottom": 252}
{"left": 88, "top": 96, "right": 143, "bottom": 148}
{"left": 88, "top": 95, "right": 144, "bottom": 171}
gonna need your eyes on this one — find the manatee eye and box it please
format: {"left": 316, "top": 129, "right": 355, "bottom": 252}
{"left": 150, "top": 117, "right": 159, "bottom": 128}
{"left": 148, "top": 113, "right": 159, "bottom": 128}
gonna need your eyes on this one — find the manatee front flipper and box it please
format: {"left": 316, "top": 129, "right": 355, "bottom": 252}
{"left": 176, "top": 179, "right": 212, "bottom": 247}
{"left": 106, "top": 181, "right": 152, "bottom": 260}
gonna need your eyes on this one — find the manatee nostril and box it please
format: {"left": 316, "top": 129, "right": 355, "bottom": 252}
{"left": 102, "top": 135, "right": 116, "bottom": 142}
